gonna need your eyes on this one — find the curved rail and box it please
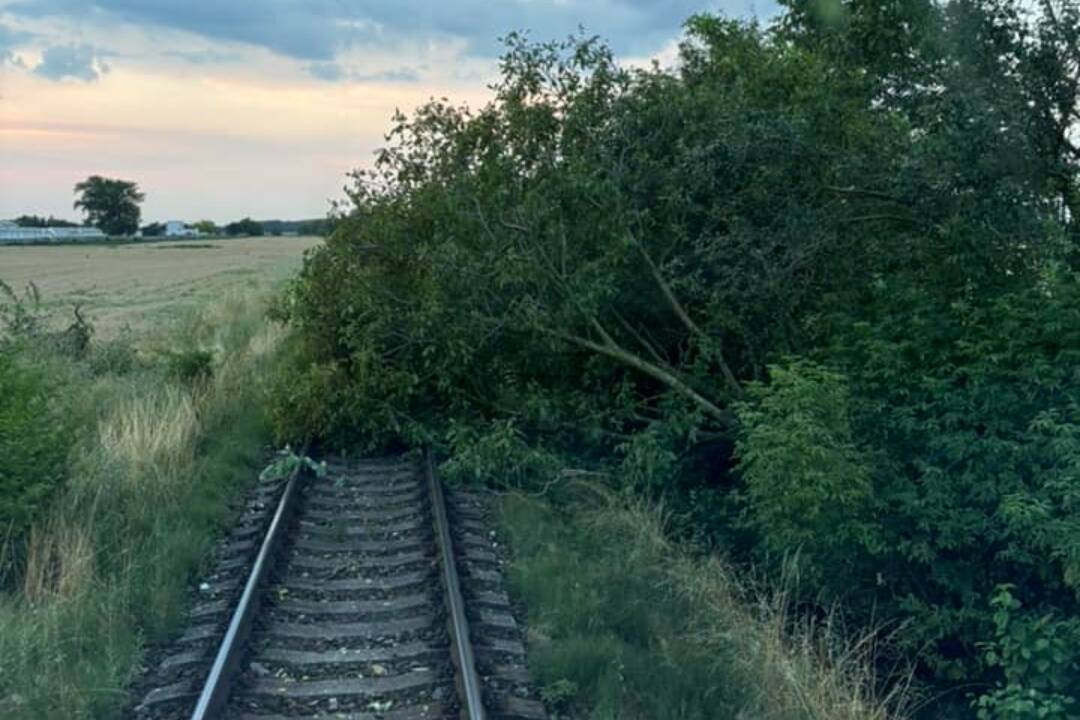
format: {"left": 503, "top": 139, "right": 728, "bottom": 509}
{"left": 425, "top": 447, "right": 487, "bottom": 720}
{"left": 189, "top": 455, "right": 307, "bottom": 720}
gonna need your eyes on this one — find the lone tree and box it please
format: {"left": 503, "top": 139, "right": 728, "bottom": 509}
{"left": 73, "top": 176, "right": 144, "bottom": 236}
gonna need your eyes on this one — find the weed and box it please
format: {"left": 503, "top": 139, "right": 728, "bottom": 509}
{"left": 258, "top": 446, "right": 326, "bottom": 482}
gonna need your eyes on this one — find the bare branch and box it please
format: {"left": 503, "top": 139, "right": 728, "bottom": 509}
{"left": 837, "top": 213, "right": 919, "bottom": 225}
{"left": 612, "top": 308, "right": 669, "bottom": 367}
{"left": 633, "top": 237, "right": 742, "bottom": 396}
{"left": 822, "top": 185, "right": 905, "bottom": 203}
{"left": 542, "top": 326, "right": 736, "bottom": 427}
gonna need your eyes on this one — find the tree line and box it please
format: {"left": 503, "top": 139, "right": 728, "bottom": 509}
{"left": 12, "top": 215, "right": 80, "bottom": 228}
{"left": 43, "top": 176, "right": 336, "bottom": 238}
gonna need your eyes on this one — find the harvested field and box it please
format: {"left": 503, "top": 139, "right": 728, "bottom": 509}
{"left": 0, "top": 236, "right": 321, "bottom": 337}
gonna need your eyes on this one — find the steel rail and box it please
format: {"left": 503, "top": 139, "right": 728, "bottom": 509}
{"left": 190, "top": 453, "right": 308, "bottom": 720}
{"left": 425, "top": 447, "right": 487, "bottom": 720}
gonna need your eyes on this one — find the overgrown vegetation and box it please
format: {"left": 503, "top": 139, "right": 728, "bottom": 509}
{"left": 272, "top": 1, "right": 1080, "bottom": 716}
{"left": 499, "top": 489, "right": 908, "bottom": 719}
{"left": 0, "top": 354, "right": 76, "bottom": 558}
{"left": 0, "top": 285, "right": 284, "bottom": 718}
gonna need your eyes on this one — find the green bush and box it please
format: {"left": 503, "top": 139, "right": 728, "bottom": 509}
{"left": 736, "top": 360, "right": 876, "bottom": 585}
{"left": 737, "top": 277, "right": 1080, "bottom": 707}
{"left": 162, "top": 349, "right": 213, "bottom": 387}
{"left": 0, "top": 351, "right": 73, "bottom": 577}
{"left": 834, "top": 279, "right": 1080, "bottom": 699}
{"left": 974, "top": 586, "right": 1078, "bottom": 720}
{"left": 87, "top": 336, "right": 138, "bottom": 376}
{"left": 273, "top": 5, "right": 1080, "bottom": 716}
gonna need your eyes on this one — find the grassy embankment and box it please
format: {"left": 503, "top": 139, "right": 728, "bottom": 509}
{"left": 0, "top": 286, "right": 287, "bottom": 719}
{"left": 490, "top": 488, "right": 909, "bottom": 720}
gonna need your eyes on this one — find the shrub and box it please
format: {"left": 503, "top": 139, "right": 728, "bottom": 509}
{"left": 736, "top": 360, "right": 876, "bottom": 587}
{"left": 735, "top": 277, "right": 1080, "bottom": 706}
{"left": 87, "top": 336, "right": 138, "bottom": 376}
{"left": 0, "top": 351, "right": 74, "bottom": 579}
{"left": 829, "top": 278, "right": 1080, "bottom": 700}
{"left": 162, "top": 349, "right": 213, "bottom": 387}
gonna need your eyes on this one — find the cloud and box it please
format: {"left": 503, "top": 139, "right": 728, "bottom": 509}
{"left": 353, "top": 67, "right": 421, "bottom": 83}
{"left": 33, "top": 43, "right": 108, "bottom": 81}
{"left": 4, "top": 0, "right": 768, "bottom": 66}
{"left": 304, "top": 61, "right": 421, "bottom": 84}
{"left": 0, "top": 22, "right": 33, "bottom": 66}
{"left": 7, "top": 0, "right": 361, "bottom": 60}
{"left": 162, "top": 48, "right": 241, "bottom": 65}
{"left": 305, "top": 60, "right": 343, "bottom": 82}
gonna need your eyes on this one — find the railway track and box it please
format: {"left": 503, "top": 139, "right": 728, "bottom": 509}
{"left": 133, "top": 450, "right": 546, "bottom": 720}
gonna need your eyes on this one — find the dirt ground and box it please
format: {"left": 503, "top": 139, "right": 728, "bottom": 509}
{"left": 0, "top": 236, "right": 321, "bottom": 337}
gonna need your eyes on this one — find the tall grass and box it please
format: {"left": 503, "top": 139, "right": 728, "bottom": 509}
{"left": 0, "top": 291, "right": 282, "bottom": 719}
{"left": 97, "top": 385, "right": 199, "bottom": 489}
{"left": 496, "top": 489, "right": 911, "bottom": 720}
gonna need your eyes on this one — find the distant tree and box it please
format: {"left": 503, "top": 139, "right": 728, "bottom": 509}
{"left": 14, "top": 215, "right": 80, "bottom": 228}
{"left": 73, "top": 176, "right": 144, "bottom": 236}
{"left": 224, "top": 217, "right": 264, "bottom": 237}
{"left": 261, "top": 220, "right": 283, "bottom": 236}
{"left": 192, "top": 220, "right": 218, "bottom": 236}
{"left": 141, "top": 222, "right": 165, "bottom": 237}
{"left": 297, "top": 218, "right": 339, "bottom": 237}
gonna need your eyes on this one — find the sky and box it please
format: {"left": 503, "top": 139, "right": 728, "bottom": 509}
{"left": 0, "top": 1, "right": 773, "bottom": 224}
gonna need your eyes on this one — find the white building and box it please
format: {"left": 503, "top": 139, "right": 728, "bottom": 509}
{"left": 0, "top": 220, "right": 106, "bottom": 245}
{"left": 164, "top": 221, "right": 199, "bottom": 238}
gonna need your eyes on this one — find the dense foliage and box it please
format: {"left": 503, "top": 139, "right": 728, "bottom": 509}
{"left": 273, "top": 1, "right": 1080, "bottom": 715}
{"left": 73, "top": 175, "right": 144, "bottom": 237}
{"left": 0, "top": 351, "right": 74, "bottom": 572}
{"left": 0, "top": 283, "right": 84, "bottom": 575}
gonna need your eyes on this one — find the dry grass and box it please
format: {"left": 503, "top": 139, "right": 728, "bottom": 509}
{"left": 22, "top": 520, "right": 97, "bottom": 604}
{"left": 98, "top": 386, "right": 200, "bottom": 492}
{"left": 670, "top": 541, "right": 913, "bottom": 720}
{"left": 614, "top": 501, "right": 911, "bottom": 720}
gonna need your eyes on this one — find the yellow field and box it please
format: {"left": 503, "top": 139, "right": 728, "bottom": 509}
{"left": 0, "top": 236, "right": 321, "bottom": 336}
